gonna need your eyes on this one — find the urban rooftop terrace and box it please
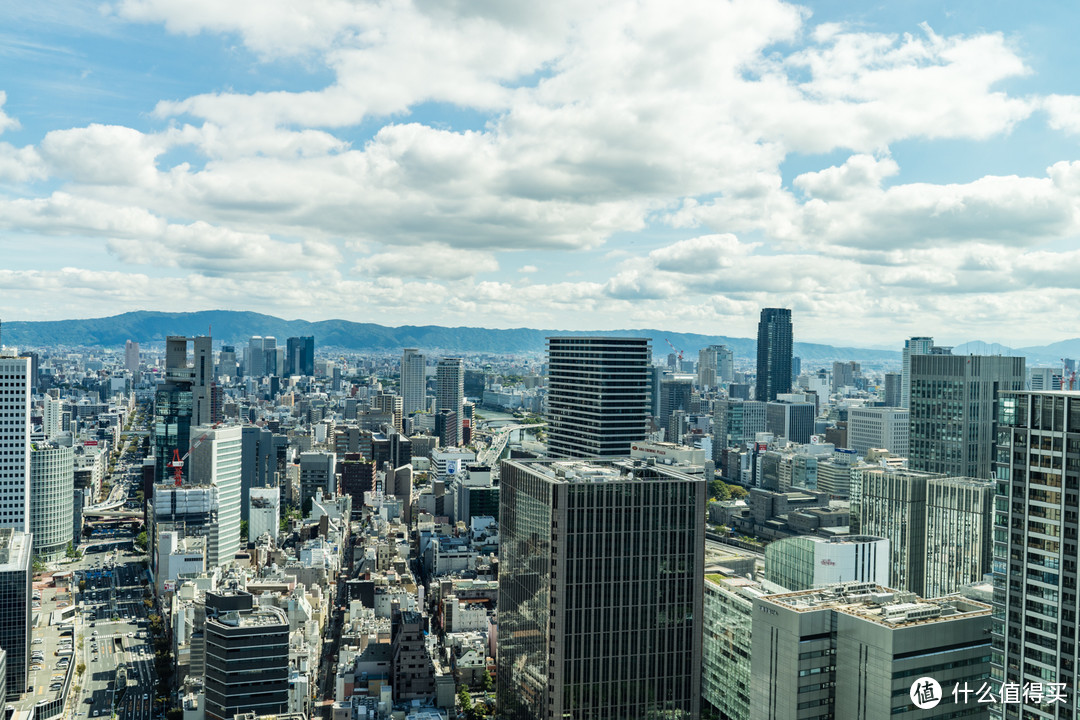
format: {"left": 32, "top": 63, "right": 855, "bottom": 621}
{"left": 762, "top": 581, "right": 992, "bottom": 627}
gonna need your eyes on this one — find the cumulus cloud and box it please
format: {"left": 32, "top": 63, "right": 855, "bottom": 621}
{"left": 359, "top": 244, "right": 499, "bottom": 280}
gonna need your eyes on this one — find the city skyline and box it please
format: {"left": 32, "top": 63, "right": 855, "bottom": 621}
{"left": 3, "top": 2, "right": 1080, "bottom": 346}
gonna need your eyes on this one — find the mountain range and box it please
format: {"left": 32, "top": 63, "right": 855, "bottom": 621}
{"left": 2, "top": 310, "right": 1076, "bottom": 366}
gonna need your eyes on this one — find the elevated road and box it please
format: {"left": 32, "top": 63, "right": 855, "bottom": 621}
{"left": 477, "top": 422, "right": 546, "bottom": 466}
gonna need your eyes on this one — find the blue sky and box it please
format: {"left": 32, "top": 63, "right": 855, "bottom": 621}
{"left": 2, "top": 0, "right": 1080, "bottom": 347}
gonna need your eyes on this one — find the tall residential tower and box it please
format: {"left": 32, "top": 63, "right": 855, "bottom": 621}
{"left": 755, "top": 308, "right": 792, "bottom": 402}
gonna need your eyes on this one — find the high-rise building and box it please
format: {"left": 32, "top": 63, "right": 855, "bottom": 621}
{"left": 698, "top": 344, "right": 733, "bottom": 390}
{"left": 765, "top": 400, "right": 815, "bottom": 444}
{"left": 373, "top": 393, "right": 404, "bottom": 433}
{"left": 0, "top": 529, "right": 31, "bottom": 693}
{"left": 204, "top": 592, "right": 289, "bottom": 720}
{"left": 702, "top": 574, "right": 762, "bottom": 720}
{"left": 298, "top": 452, "right": 336, "bottom": 509}
{"left": 124, "top": 339, "right": 140, "bottom": 374}
{"left": 217, "top": 345, "right": 238, "bottom": 380}
{"left": 831, "top": 360, "right": 860, "bottom": 393}
{"left": 189, "top": 425, "right": 243, "bottom": 569}
{"left": 713, "top": 398, "right": 767, "bottom": 457}
{"left": 545, "top": 337, "right": 651, "bottom": 458}
{"left": 764, "top": 535, "right": 890, "bottom": 592}
{"left": 658, "top": 375, "right": 693, "bottom": 436}
{"left": 901, "top": 336, "right": 935, "bottom": 408}
{"left": 497, "top": 459, "right": 705, "bottom": 720}
{"left": 750, "top": 582, "right": 992, "bottom": 720}
{"left": 883, "top": 371, "right": 902, "bottom": 407}
{"left": 154, "top": 336, "right": 213, "bottom": 482}
{"left": 435, "top": 358, "right": 464, "bottom": 447}
{"left": 29, "top": 441, "right": 74, "bottom": 562}
{"left": 42, "top": 394, "right": 63, "bottom": 440}
{"left": 856, "top": 466, "right": 994, "bottom": 597}
{"left": 923, "top": 476, "right": 994, "bottom": 600}
{"left": 247, "top": 487, "right": 279, "bottom": 544}
{"left": 756, "top": 308, "right": 792, "bottom": 402}
{"left": 240, "top": 427, "right": 285, "bottom": 521}
{"left": 908, "top": 354, "right": 1025, "bottom": 478}
{"left": 0, "top": 355, "right": 31, "bottom": 532}
{"left": 993, "top": 391, "right": 1080, "bottom": 718}
{"left": 245, "top": 336, "right": 277, "bottom": 378}
{"left": 401, "top": 348, "right": 426, "bottom": 416}
{"left": 847, "top": 407, "right": 909, "bottom": 457}
{"left": 285, "top": 336, "right": 314, "bottom": 376}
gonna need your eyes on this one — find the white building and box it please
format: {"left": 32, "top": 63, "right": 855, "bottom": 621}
{"left": 29, "top": 441, "right": 74, "bottom": 561}
{"left": 401, "top": 349, "right": 426, "bottom": 416}
{"left": 249, "top": 487, "right": 280, "bottom": 544}
{"left": 847, "top": 407, "right": 909, "bottom": 458}
{"left": 156, "top": 531, "right": 206, "bottom": 595}
{"left": 189, "top": 424, "right": 243, "bottom": 568}
{"left": 431, "top": 448, "right": 476, "bottom": 482}
{"left": 0, "top": 355, "right": 31, "bottom": 532}
{"left": 42, "top": 395, "right": 64, "bottom": 439}
{"left": 764, "top": 535, "right": 891, "bottom": 592}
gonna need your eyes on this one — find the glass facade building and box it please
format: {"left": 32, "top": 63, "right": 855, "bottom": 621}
{"left": 702, "top": 575, "right": 760, "bottom": 720}
{"left": 0, "top": 529, "right": 32, "bottom": 693}
{"left": 545, "top": 337, "right": 651, "bottom": 458}
{"left": 497, "top": 459, "right": 705, "bottom": 720}
{"left": 755, "top": 308, "right": 792, "bottom": 403}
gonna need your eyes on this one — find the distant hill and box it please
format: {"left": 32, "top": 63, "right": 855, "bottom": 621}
{"left": 2, "top": 310, "right": 905, "bottom": 363}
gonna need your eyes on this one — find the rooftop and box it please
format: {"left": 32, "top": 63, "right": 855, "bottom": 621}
{"left": 763, "top": 581, "right": 992, "bottom": 627}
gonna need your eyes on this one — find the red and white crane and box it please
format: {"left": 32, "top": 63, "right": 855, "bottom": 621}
{"left": 664, "top": 338, "right": 684, "bottom": 362}
{"left": 167, "top": 431, "right": 211, "bottom": 486}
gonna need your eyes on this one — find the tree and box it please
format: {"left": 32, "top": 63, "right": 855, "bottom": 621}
{"left": 729, "top": 484, "right": 749, "bottom": 499}
{"left": 480, "top": 669, "right": 493, "bottom": 692}
{"left": 76, "top": 662, "right": 86, "bottom": 676}
{"left": 708, "top": 478, "right": 731, "bottom": 501}
{"left": 79, "top": 580, "right": 87, "bottom": 593}
{"left": 135, "top": 531, "right": 148, "bottom": 551}
{"left": 239, "top": 520, "right": 249, "bottom": 544}
{"left": 458, "top": 688, "right": 474, "bottom": 715}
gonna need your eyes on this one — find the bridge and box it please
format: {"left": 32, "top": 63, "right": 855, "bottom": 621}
{"left": 477, "top": 422, "right": 546, "bottom": 466}
{"left": 82, "top": 508, "right": 143, "bottom": 519}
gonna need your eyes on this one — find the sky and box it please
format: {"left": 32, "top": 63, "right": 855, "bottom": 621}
{"left": 1, "top": 1, "right": 1079, "bottom": 348}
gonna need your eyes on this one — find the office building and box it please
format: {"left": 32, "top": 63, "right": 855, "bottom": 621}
{"left": 298, "top": 452, "right": 336, "bottom": 509}
{"left": 204, "top": 592, "right": 289, "bottom": 720}
{"left": 993, "top": 391, "right": 1080, "bottom": 718}
{"left": 217, "top": 345, "right": 238, "bottom": 380}
{"left": 658, "top": 375, "right": 693, "bottom": 437}
{"left": 154, "top": 336, "right": 213, "bottom": 482}
{"left": 497, "top": 459, "right": 705, "bottom": 720}
{"left": 0, "top": 529, "right": 31, "bottom": 693}
{"left": 189, "top": 424, "right": 243, "bottom": 569}
{"left": 0, "top": 355, "right": 31, "bottom": 532}
{"left": 831, "top": 360, "right": 860, "bottom": 393}
{"left": 847, "top": 407, "right": 909, "bottom": 457}
{"left": 29, "top": 441, "right": 74, "bottom": 562}
{"left": 883, "top": 372, "right": 901, "bottom": 407}
{"left": 908, "top": 354, "right": 1025, "bottom": 478}
{"left": 702, "top": 575, "right": 764, "bottom": 720}
{"left": 245, "top": 336, "right": 277, "bottom": 378}
{"left": 42, "top": 394, "right": 63, "bottom": 440}
{"left": 284, "top": 336, "right": 314, "bottom": 376}
{"left": 713, "top": 399, "right": 767, "bottom": 459}
{"left": 756, "top": 308, "right": 792, "bottom": 402}
{"left": 923, "top": 477, "right": 994, "bottom": 600}
{"left": 901, "top": 336, "right": 936, "bottom": 408}
{"left": 124, "top": 339, "right": 140, "bottom": 374}
{"left": 750, "top": 582, "right": 992, "bottom": 720}
{"left": 435, "top": 358, "right": 464, "bottom": 447}
{"left": 240, "top": 426, "right": 287, "bottom": 522}
{"left": 248, "top": 487, "right": 279, "bottom": 544}
{"left": 401, "top": 348, "right": 426, "bottom": 415}
{"left": 856, "top": 468, "right": 936, "bottom": 594}
{"left": 373, "top": 393, "right": 404, "bottom": 433}
{"left": 764, "top": 535, "right": 890, "bottom": 592}
{"left": 765, "top": 400, "right": 815, "bottom": 444}
{"left": 544, "top": 337, "right": 651, "bottom": 458}
{"left": 698, "top": 344, "right": 734, "bottom": 390}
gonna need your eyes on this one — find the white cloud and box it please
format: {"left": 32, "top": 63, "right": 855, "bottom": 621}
{"left": 0, "top": 91, "right": 20, "bottom": 135}
{"left": 359, "top": 244, "right": 498, "bottom": 280}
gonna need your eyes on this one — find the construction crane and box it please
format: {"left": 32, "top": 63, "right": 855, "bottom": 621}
{"left": 664, "top": 338, "right": 684, "bottom": 362}
{"left": 1063, "top": 359, "right": 1077, "bottom": 391}
{"left": 166, "top": 431, "right": 211, "bottom": 486}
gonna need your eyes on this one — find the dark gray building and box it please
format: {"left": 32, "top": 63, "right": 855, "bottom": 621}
{"left": 993, "top": 391, "right": 1080, "bottom": 719}
{"left": 0, "top": 529, "right": 31, "bottom": 693}
{"left": 204, "top": 591, "right": 289, "bottom": 720}
{"left": 908, "top": 354, "right": 1025, "bottom": 479}
{"left": 755, "top": 308, "right": 792, "bottom": 403}
{"left": 497, "top": 459, "right": 705, "bottom": 720}
{"left": 883, "top": 371, "right": 902, "bottom": 407}
{"left": 298, "top": 452, "right": 336, "bottom": 509}
{"left": 240, "top": 426, "right": 287, "bottom": 521}
{"left": 750, "top": 582, "right": 992, "bottom": 719}
{"left": 658, "top": 375, "right": 693, "bottom": 438}
{"left": 765, "top": 400, "right": 815, "bottom": 444}
{"left": 544, "top": 337, "right": 651, "bottom": 458}
{"left": 285, "top": 336, "right": 314, "bottom": 376}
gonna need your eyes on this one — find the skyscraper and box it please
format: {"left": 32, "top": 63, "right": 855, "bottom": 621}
{"left": 497, "top": 459, "right": 705, "bottom": 720}
{"left": 755, "top": 308, "right": 792, "bottom": 402}
{"left": 217, "top": 345, "right": 238, "bottom": 380}
{"left": 883, "top": 371, "right": 901, "bottom": 407}
{"left": 189, "top": 424, "right": 242, "bottom": 568}
{"left": 658, "top": 375, "right": 693, "bottom": 437}
{"left": 401, "top": 348, "right": 426, "bottom": 415}
{"left": 154, "top": 336, "right": 212, "bottom": 482}
{"left": 698, "top": 344, "right": 732, "bottom": 390}
{"left": 993, "top": 391, "right": 1080, "bottom": 718}
{"left": 124, "top": 339, "right": 140, "bottom": 374}
{"left": 29, "top": 441, "right": 74, "bottom": 562}
{"left": 908, "top": 354, "right": 1025, "bottom": 478}
{"left": 0, "top": 529, "right": 31, "bottom": 693}
{"left": 0, "top": 354, "right": 31, "bottom": 532}
{"left": 435, "top": 358, "right": 464, "bottom": 446}
{"left": 900, "top": 336, "right": 935, "bottom": 408}
{"left": 285, "top": 336, "right": 314, "bottom": 376}
{"left": 245, "top": 336, "right": 277, "bottom": 377}
{"left": 545, "top": 336, "right": 651, "bottom": 458}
